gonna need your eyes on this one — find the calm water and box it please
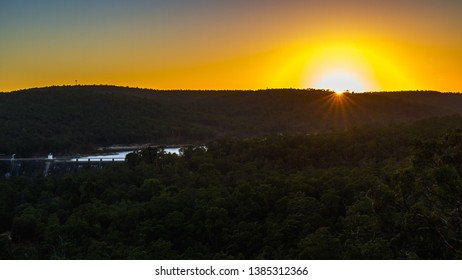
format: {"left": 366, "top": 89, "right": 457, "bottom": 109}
{"left": 71, "top": 147, "right": 181, "bottom": 162}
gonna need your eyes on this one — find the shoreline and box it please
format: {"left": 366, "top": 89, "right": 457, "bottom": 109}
{"left": 98, "top": 143, "right": 194, "bottom": 152}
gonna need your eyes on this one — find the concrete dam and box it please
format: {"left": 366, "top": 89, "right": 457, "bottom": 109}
{"left": 0, "top": 155, "right": 125, "bottom": 178}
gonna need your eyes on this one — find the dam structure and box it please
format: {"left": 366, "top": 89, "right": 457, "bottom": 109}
{"left": 0, "top": 154, "right": 125, "bottom": 178}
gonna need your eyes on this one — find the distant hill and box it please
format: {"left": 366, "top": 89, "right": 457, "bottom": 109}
{"left": 1, "top": 86, "right": 462, "bottom": 155}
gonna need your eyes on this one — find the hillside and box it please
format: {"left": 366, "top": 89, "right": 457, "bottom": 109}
{"left": 1, "top": 118, "right": 462, "bottom": 259}
{"left": 1, "top": 86, "right": 462, "bottom": 155}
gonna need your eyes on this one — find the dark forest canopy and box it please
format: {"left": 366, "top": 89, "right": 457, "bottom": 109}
{"left": 1, "top": 85, "right": 462, "bottom": 155}
{"left": 1, "top": 116, "right": 462, "bottom": 259}
{"left": 1, "top": 85, "right": 462, "bottom": 259}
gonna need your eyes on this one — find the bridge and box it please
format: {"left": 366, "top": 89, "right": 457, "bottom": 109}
{"left": 0, "top": 156, "right": 125, "bottom": 177}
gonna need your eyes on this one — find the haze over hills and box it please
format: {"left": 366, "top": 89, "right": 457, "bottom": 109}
{"left": 1, "top": 85, "right": 462, "bottom": 155}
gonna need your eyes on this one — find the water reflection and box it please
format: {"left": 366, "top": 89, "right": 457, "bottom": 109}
{"left": 71, "top": 148, "right": 181, "bottom": 162}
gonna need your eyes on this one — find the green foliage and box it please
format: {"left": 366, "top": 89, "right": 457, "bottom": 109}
{"left": 298, "top": 227, "right": 341, "bottom": 259}
{"left": 1, "top": 117, "right": 462, "bottom": 259}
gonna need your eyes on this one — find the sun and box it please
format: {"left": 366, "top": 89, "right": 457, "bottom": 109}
{"left": 314, "top": 69, "right": 366, "bottom": 93}
{"left": 301, "top": 42, "right": 381, "bottom": 93}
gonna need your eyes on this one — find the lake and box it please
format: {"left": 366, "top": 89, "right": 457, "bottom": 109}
{"left": 70, "top": 147, "right": 181, "bottom": 162}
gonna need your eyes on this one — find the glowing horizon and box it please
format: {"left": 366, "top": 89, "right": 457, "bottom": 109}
{"left": 1, "top": 1, "right": 462, "bottom": 93}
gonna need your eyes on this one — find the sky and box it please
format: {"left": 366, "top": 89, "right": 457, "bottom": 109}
{"left": 1, "top": 0, "right": 462, "bottom": 92}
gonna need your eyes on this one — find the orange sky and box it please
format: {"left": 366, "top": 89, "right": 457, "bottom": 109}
{"left": 1, "top": 0, "right": 461, "bottom": 92}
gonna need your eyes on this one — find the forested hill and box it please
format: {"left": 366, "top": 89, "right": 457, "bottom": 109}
{"left": 2, "top": 117, "right": 462, "bottom": 259}
{"left": 1, "top": 86, "right": 462, "bottom": 155}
